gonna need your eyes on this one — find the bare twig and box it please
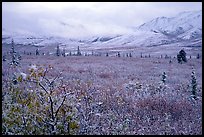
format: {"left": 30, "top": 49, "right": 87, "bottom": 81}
{"left": 55, "top": 95, "right": 66, "bottom": 118}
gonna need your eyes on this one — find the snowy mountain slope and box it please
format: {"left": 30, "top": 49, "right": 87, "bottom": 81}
{"left": 2, "top": 10, "right": 202, "bottom": 52}
{"left": 91, "top": 10, "right": 202, "bottom": 48}
{"left": 135, "top": 10, "right": 202, "bottom": 40}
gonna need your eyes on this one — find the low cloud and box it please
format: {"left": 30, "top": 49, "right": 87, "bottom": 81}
{"left": 2, "top": 2, "right": 202, "bottom": 38}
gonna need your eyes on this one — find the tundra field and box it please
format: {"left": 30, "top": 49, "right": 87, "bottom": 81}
{"left": 2, "top": 54, "right": 202, "bottom": 135}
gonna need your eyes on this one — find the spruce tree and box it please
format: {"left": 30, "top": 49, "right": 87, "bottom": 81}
{"left": 36, "top": 48, "right": 39, "bottom": 55}
{"left": 117, "top": 52, "right": 120, "bottom": 57}
{"left": 56, "top": 45, "right": 60, "bottom": 56}
{"left": 129, "top": 52, "right": 132, "bottom": 57}
{"left": 191, "top": 68, "right": 197, "bottom": 99}
{"left": 77, "top": 46, "right": 81, "bottom": 56}
{"left": 10, "top": 39, "right": 19, "bottom": 66}
{"left": 62, "top": 48, "right": 66, "bottom": 57}
{"left": 196, "top": 53, "right": 200, "bottom": 59}
{"left": 177, "top": 54, "right": 182, "bottom": 64}
{"left": 161, "top": 72, "right": 167, "bottom": 84}
{"left": 179, "top": 49, "right": 187, "bottom": 62}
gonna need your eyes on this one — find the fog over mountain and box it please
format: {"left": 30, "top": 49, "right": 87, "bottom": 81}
{"left": 2, "top": 2, "right": 202, "bottom": 38}
{"left": 2, "top": 10, "right": 202, "bottom": 45}
{"left": 2, "top": 2, "right": 202, "bottom": 56}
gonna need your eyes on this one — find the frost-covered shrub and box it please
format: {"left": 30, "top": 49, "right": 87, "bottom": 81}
{"left": 98, "top": 72, "right": 112, "bottom": 79}
{"left": 124, "top": 80, "right": 142, "bottom": 93}
{"left": 2, "top": 65, "right": 79, "bottom": 135}
{"left": 3, "top": 55, "right": 7, "bottom": 61}
{"left": 2, "top": 54, "right": 202, "bottom": 135}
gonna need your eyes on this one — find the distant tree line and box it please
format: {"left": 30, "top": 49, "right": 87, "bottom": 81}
{"left": 6, "top": 40, "right": 201, "bottom": 61}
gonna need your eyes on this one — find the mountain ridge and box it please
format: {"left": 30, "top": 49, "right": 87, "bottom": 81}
{"left": 2, "top": 10, "right": 202, "bottom": 51}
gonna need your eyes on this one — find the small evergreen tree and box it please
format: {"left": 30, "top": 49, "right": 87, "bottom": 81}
{"left": 191, "top": 68, "right": 197, "bottom": 99}
{"left": 36, "top": 48, "right": 39, "bottom": 55}
{"left": 77, "top": 46, "right": 81, "bottom": 56}
{"left": 56, "top": 45, "right": 60, "bottom": 56}
{"left": 161, "top": 72, "right": 167, "bottom": 84}
{"left": 179, "top": 49, "right": 187, "bottom": 62}
{"left": 106, "top": 53, "right": 109, "bottom": 57}
{"left": 62, "top": 48, "right": 66, "bottom": 57}
{"left": 117, "top": 52, "right": 120, "bottom": 57}
{"left": 129, "top": 53, "right": 132, "bottom": 57}
{"left": 177, "top": 54, "right": 182, "bottom": 64}
{"left": 10, "top": 39, "right": 19, "bottom": 66}
{"left": 196, "top": 53, "right": 200, "bottom": 59}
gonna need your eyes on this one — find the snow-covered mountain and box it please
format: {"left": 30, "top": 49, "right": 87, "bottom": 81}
{"left": 2, "top": 10, "right": 202, "bottom": 52}
{"left": 135, "top": 10, "right": 202, "bottom": 40}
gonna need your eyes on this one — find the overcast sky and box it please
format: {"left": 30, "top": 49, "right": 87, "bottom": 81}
{"left": 2, "top": 2, "right": 202, "bottom": 38}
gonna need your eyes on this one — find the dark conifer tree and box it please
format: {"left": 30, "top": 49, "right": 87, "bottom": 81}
{"left": 36, "top": 48, "right": 40, "bottom": 55}
{"left": 179, "top": 49, "right": 187, "bottom": 62}
{"left": 62, "top": 48, "right": 66, "bottom": 57}
{"left": 196, "top": 53, "right": 200, "bottom": 59}
{"left": 129, "top": 53, "right": 132, "bottom": 57}
{"left": 191, "top": 68, "right": 197, "bottom": 99}
{"left": 77, "top": 46, "right": 81, "bottom": 56}
{"left": 10, "top": 39, "right": 19, "bottom": 66}
{"left": 117, "top": 52, "right": 120, "bottom": 57}
{"left": 177, "top": 54, "right": 182, "bottom": 64}
{"left": 56, "top": 45, "right": 60, "bottom": 56}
